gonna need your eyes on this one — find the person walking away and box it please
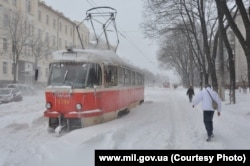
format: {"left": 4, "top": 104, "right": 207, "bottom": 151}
{"left": 192, "top": 84, "right": 221, "bottom": 142}
{"left": 186, "top": 85, "right": 195, "bottom": 102}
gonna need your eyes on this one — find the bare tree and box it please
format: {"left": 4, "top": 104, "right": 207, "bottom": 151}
{"left": 157, "top": 25, "right": 198, "bottom": 87}
{"left": 29, "top": 28, "right": 54, "bottom": 80}
{"left": 215, "top": 0, "right": 237, "bottom": 103}
{"left": 218, "top": 0, "right": 250, "bottom": 88}
{"left": 4, "top": 10, "right": 31, "bottom": 83}
{"left": 142, "top": 0, "right": 220, "bottom": 90}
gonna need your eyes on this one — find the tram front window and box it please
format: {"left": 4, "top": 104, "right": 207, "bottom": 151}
{"left": 48, "top": 62, "right": 102, "bottom": 88}
{"left": 48, "top": 62, "right": 88, "bottom": 88}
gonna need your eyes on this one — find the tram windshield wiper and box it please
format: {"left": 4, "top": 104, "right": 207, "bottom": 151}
{"left": 63, "top": 70, "right": 74, "bottom": 88}
{"left": 63, "top": 70, "right": 68, "bottom": 83}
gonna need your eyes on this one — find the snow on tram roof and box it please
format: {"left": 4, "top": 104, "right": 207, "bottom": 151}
{"left": 53, "top": 49, "right": 124, "bottom": 64}
{"left": 52, "top": 48, "right": 143, "bottom": 72}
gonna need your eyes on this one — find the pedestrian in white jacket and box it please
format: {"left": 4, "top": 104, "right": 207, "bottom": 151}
{"left": 192, "top": 84, "right": 222, "bottom": 141}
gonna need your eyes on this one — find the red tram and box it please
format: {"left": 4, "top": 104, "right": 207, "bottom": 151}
{"left": 43, "top": 48, "right": 144, "bottom": 133}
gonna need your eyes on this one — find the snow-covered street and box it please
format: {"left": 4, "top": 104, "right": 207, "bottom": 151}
{"left": 0, "top": 86, "right": 250, "bottom": 166}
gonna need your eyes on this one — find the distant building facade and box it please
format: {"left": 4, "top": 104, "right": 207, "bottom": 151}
{"left": 233, "top": 13, "right": 248, "bottom": 87}
{"left": 216, "top": 11, "right": 248, "bottom": 89}
{"left": 0, "top": 0, "right": 89, "bottom": 86}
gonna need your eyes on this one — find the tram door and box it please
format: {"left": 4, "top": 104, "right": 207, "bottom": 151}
{"left": 86, "top": 64, "right": 102, "bottom": 110}
{"left": 103, "top": 65, "right": 119, "bottom": 118}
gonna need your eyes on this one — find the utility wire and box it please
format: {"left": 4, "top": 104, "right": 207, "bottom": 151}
{"left": 86, "top": 0, "right": 95, "bottom": 8}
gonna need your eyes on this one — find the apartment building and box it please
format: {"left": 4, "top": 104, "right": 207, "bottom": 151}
{"left": 0, "top": 0, "right": 89, "bottom": 86}
{"left": 234, "top": 13, "right": 248, "bottom": 86}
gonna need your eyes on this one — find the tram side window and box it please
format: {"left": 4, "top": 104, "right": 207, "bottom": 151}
{"left": 140, "top": 74, "right": 144, "bottom": 85}
{"left": 124, "top": 69, "right": 131, "bottom": 86}
{"left": 104, "top": 65, "right": 118, "bottom": 87}
{"left": 118, "top": 67, "right": 125, "bottom": 86}
{"left": 131, "top": 71, "right": 135, "bottom": 86}
{"left": 137, "top": 73, "right": 143, "bottom": 86}
{"left": 135, "top": 72, "right": 138, "bottom": 85}
{"left": 87, "top": 64, "right": 102, "bottom": 87}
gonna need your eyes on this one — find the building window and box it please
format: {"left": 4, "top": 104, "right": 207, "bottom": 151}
{"left": 38, "top": 29, "right": 42, "bottom": 38}
{"left": 12, "top": 0, "right": 17, "bottom": 6}
{"left": 53, "top": 18, "right": 56, "bottom": 29}
{"left": 38, "top": 66, "right": 42, "bottom": 77}
{"left": 46, "top": 15, "right": 49, "bottom": 25}
{"left": 3, "top": 13, "right": 9, "bottom": 26}
{"left": 3, "top": 62, "right": 8, "bottom": 74}
{"left": 59, "top": 38, "right": 61, "bottom": 48}
{"left": 3, "top": 37, "right": 8, "bottom": 51}
{"left": 59, "top": 22, "right": 62, "bottom": 32}
{"left": 46, "top": 32, "right": 49, "bottom": 47}
{"left": 38, "top": 11, "right": 41, "bottom": 21}
{"left": 29, "top": 24, "right": 34, "bottom": 35}
{"left": 25, "top": 0, "right": 32, "bottom": 13}
{"left": 70, "top": 28, "right": 73, "bottom": 36}
{"left": 65, "top": 40, "right": 67, "bottom": 47}
{"left": 65, "top": 25, "right": 67, "bottom": 35}
{"left": 53, "top": 35, "right": 56, "bottom": 47}
{"left": 46, "top": 68, "right": 49, "bottom": 78}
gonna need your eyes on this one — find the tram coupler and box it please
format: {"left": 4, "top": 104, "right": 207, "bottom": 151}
{"left": 54, "top": 115, "right": 66, "bottom": 135}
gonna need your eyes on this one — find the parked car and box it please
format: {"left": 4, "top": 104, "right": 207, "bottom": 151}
{"left": 7, "top": 84, "right": 36, "bottom": 96}
{"left": 0, "top": 88, "right": 23, "bottom": 104}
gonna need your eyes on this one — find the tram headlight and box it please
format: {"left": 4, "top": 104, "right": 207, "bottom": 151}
{"left": 46, "top": 102, "right": 52, "bottom": 109}
{"left": 76, "top": 103, "right": 82, "bottom": 110}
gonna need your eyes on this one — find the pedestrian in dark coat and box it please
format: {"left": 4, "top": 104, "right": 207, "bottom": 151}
{"left": 186, "top": 85, "right": 195, "bottom": 103}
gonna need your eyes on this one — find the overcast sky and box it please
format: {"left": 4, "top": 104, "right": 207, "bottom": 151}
{"left": 42, "top": 0, "right": 178, "bottom": 82}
